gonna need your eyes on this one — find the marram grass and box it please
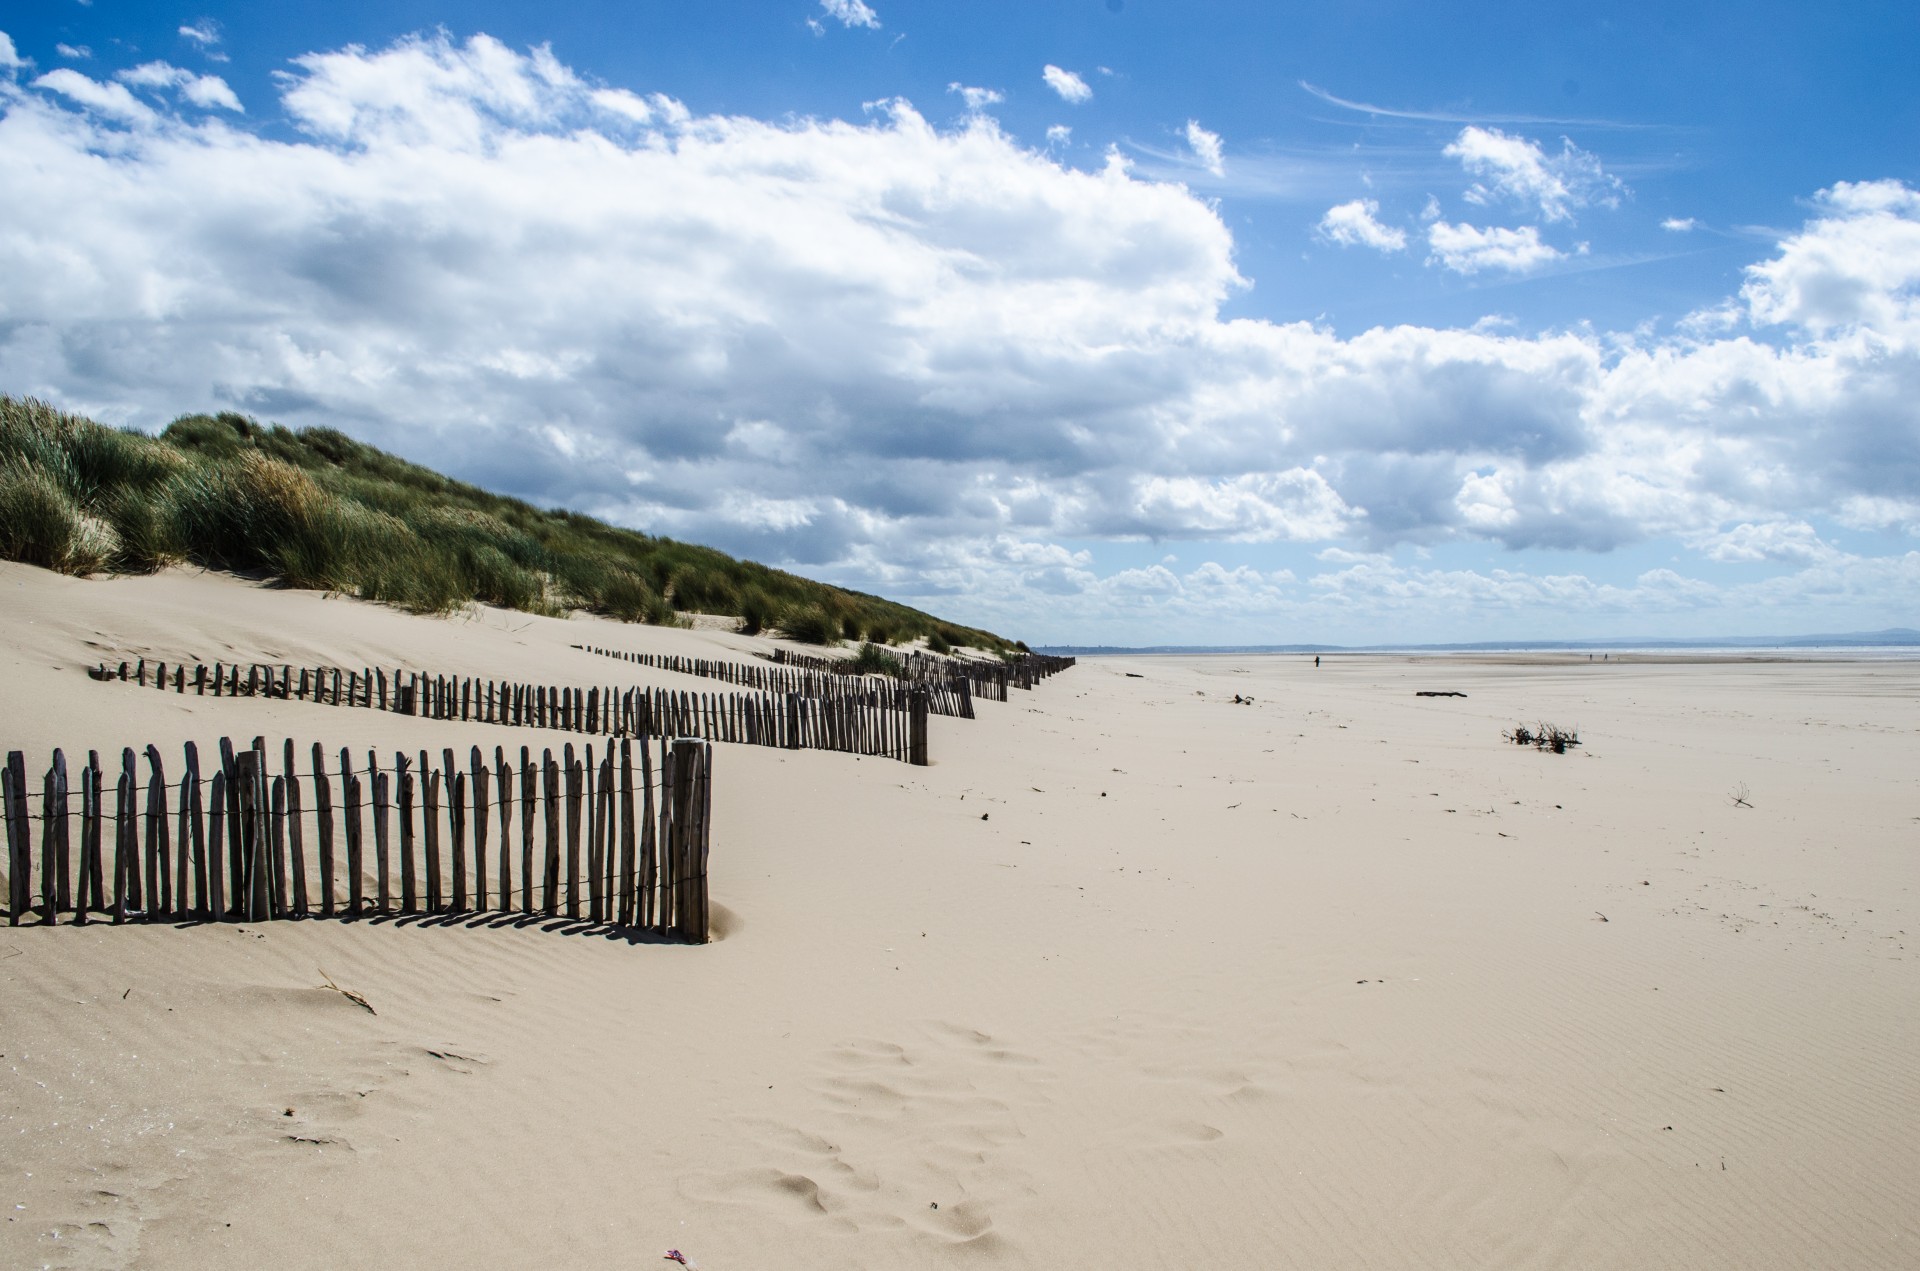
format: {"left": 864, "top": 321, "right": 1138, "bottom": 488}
{"left": 0, "top": 395, "right": 1011, "bottom": 648}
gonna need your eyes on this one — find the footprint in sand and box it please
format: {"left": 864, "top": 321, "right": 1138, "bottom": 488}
{"left": 679, "top": 1021, "right": 1052, "bottom": 1254}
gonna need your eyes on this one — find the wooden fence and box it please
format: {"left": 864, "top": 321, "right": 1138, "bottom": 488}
{"left": 572, "top": 645, "right": 975, "bottom": 718}
{"left": 764, "top": 646, "right": 1009, "bottom": 702}
{"left": 3, "top": 736, "right": 712, "bottom": 941}
{"left": 766, "top": 648, "right": 1076, "bottom": 700}
{"left": 89, "top": 657, "right": 930, "bottom": 765}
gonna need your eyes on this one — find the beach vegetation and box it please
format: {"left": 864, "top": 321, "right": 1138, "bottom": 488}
{"left": 0, "top": 394, "right": 1015, "bottom": 645}
{"left": 847, "top": 641, "right": 904, "bottom": 677}
{"left": 778, "top": 604, "right": 837, "bottom": 645}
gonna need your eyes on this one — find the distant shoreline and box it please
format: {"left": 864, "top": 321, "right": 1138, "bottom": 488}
{"left": 1039, "top": 632, "right": 1920, "bottom": 658}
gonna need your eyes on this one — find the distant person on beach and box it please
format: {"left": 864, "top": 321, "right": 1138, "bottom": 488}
{"left": 1314, "top": 656, "right": 1320, "bottom": 668}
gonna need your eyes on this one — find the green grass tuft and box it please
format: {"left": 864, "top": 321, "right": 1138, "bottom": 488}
{"left": 847, "top": 642, "right": 903, "bottom": 677}
{"left": 778, "top": 604, "right": 837, "bottom": 645}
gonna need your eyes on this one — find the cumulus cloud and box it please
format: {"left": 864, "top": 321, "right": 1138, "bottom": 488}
{"left": 947, "top": 82, "right": 1002, "bottom": 112}
{"left": 1741, "top": 180, "right": 1920, "bottom": 336}
{"left": 1042, "top": 64, "right": 1092, "bottom": 104}
{"left": 1444, "top": 125, "right": 1622, "bottom": 223}
{"left": 31, "top": 68, "right": 157, "bottom": 125}
{"left": 3, "top": 31, "right": 1919, "bottom": 640}
{"left": 1426, "top": 221, "right": 1562, "bottom": 273}
{"left": 1662, "top": 216, "right": 1696, "bottom": 232}
{"left": 1046, "top": 124, "right": 1070, "bottom": 147}
{"left": 1183, "top": 120, "right": 1223, "bottom": 176}
{"left": 1317, "top": 199, "right": 1406, "bottom": 252}
{"left": 57, "top": 43, "right": 92, "bottom": 61}
{"left": 1, "top": 31, "right": 27, "bottom": 71}
{"left": 819, "top": 0, "right": 880, "bottom": 29}
{"left": 117, "top": 61, "right": 243, "bottom": 112}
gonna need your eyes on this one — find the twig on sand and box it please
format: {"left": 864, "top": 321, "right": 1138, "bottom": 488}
{"left": 319, "top": 968, "right": 377, "bottom": 1015}
{"left": 1730, "top": 782, "right": 1754, "bottom": 809}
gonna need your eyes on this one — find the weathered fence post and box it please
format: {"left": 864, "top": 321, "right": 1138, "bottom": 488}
{"left": 398, "top": 754, "right": 417, "bottom": 914}
{"left": 619, "top": 739, "right": 636, "bottom": 927}
{"left": 342, "top": 749, "right": 363, "bottom": 916}
{"left": 312, "top": 744, "right": 334, "bottom": 918}
{"left": 44, "top": 751, "right": 68, "bottom": 924}
{"left": 564, "top": 744, "right": 583, "bottom": 921}
{"left": 270, "top": 776, "right": 289, "bottom": 918}
{"left": 206, "top": 768, "right": 226, "bottom": 922}
{"left": 495, "top": 747, "right": 512, "bottom": 912}
{"left": 541, "top": 750, "right": 561, "bottom": 917}
{"left": 185, "top": 743, "right": 207, "bottom": 920}
{"left": 450, "top": 766, "right": 468, "bottom": 913}
{"left": 471, "top": 748, "right": 490, "bottom": 913}
{"left": 423, "top": 762, "right": 442, "bottom": 912}
{"left": 668, "top": 739, "right": 711, "bottom": 942}
{"left": 233, "top": 750, "right": 268, "bottom": 922}
{"left": 144, "top": 745, "right": 170, "bottom": 919}
{"left": 372, "top": 756, "right": 392, "bottom": 915}
{"left": 113, "top": 750, "right": 135, "bottom": 922}
{"left": 909, "top": 689, "right": 930, "bottom": 767}
{"left": 283, "top": 739, "right": 307, "bottom": 915}
{"left": 4, "top": 752, "right": 27, "bottom": 925}
{"left": 520, "top": 747, "right": 537, "bottom": 914}
{"left": 640, "top": 736, "right": 657, "bottom": 929}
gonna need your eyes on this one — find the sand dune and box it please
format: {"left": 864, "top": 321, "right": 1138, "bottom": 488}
{"left": 4, "top": 561, "right": 1918, "bottom": 1268}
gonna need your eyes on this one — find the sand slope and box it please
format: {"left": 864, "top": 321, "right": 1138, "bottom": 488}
{"left": 3, "top": 561, "right": 1918, "bottom": 1268}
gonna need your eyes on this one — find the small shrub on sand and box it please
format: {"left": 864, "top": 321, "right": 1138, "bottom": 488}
{"left": 848, "top": 642, "right": 903, "bottom": 677}
{"left": 780, "top": 605, "right": 836, "bottom": 645}
{"left": 1507, "top": 722, "right": 1580, "bottom": 753}
{"left": 738, "top": 591, "right": 772, "bottom": 636}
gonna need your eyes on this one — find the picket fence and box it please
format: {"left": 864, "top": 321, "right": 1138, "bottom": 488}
{"left": 89, "top": 657, "right": 929, "bottom": 765}
{"left": 3, "top": 736, "right": 712, "bottom": 941}
{"left": 572, "top": 645, "right": 975, "bottom": 719}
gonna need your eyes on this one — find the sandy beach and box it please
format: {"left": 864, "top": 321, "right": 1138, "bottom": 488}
{"left": 3, "top": 560, "right": 1918, "bottom": 1269}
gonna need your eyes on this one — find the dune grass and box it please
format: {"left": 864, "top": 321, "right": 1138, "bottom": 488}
{"left": 0, "top": 395, "right": 1012, "bottom": 648}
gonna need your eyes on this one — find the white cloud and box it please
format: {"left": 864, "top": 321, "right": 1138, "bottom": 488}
{"left": 1317, "top": 198, "right": 1406, "bottom": 252}
{"left": 1183, "top": 120, "right": 1223, "bottom": 176}
{"left": 1662, "top": 216, "right": 1696, "bottom": 232}
{"left": 178, "top": 20, "right": 222, "bottom": 48}
{"left": 947, "top": 82, "right": 1002, "bottom": 113}
{"left": 1042, "top": 64, "right": 1091, "bottom": 104}
{"left": 57, "top": 43, "right": 92, "bottom": 60}
{"left": 1426, "top": 221, "right": 1562, "bottom": 273}
{"left": 3, "top": 32, "right": 1920, "bottom": 641}
{"left": 819, "top": 0, "right": 880, "bottom": 30}
{"left": 1687, "top": 520, "right": 1840, "bottom": 564}
{"left": 0, "top": 31, "right": 24, "bottom": 70}
{"left": 1046, "top": 124, "right": 1071, "bottom": 147}
{"left": 1836, "top": 495, "right": 1920, "bottom": 534}
{"left": 1741, "top": 180, "right": 1920, "bottom": 336}
{"left": 31, "top": 68, "right": 157, "bottom": 125}
{"left": 1444, "top": 125, "right": 1622, "bottom": 223}
{"left": 116, "top": 61, "right": 243, "bottom": 112}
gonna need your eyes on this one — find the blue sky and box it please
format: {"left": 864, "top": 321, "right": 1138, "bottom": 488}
{"left": 3, "top": 2, "right": 1918, "bottom": 644}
